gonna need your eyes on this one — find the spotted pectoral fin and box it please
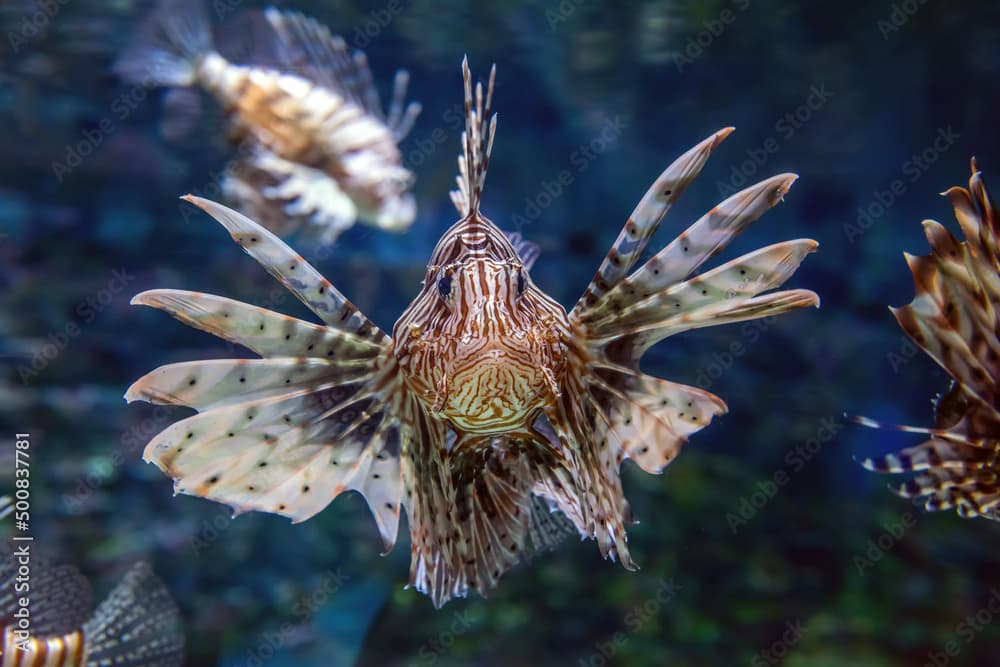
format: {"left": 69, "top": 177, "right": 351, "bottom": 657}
{"left": 575, "top": 127, "right": 735, "bottom": 310}
{"left": 138, "top": 363, "right": 404, "bottom": 550}
{"left": 584, "top": 239, "right": 819, "bottom": 343}
{"left": 589, "top": 370, "right": 727, "bottom": 474}
{"left": 83, "top": 562, "right": 184, "bottom": 667}
{"left": 125, "top": 358, "right": 375, "bottom": 410}
{"left": 627, "top": 174, "right": 799, "bottom": 293}
{"left": 130, "top": 290, "right": 384, "bottom": 359}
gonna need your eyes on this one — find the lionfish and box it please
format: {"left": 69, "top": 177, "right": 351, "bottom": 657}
{"left": 126, "top": 59, "right": 819, "bottom": 607}
{"left": 0, "top": 550, "right": 183, "bottom": 666}
{"left": 858, "top": 161, "right": 1000, "bottom": 519}
{"left": 115, "top": 1, "right": 421, "bottom": 242}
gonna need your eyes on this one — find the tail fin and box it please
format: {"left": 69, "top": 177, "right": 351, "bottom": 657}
{"left": 115, "top": 0, "right": 213, "bottom": 87}
{"left": 83, "top": 563, "right": 184, "bottom": 667}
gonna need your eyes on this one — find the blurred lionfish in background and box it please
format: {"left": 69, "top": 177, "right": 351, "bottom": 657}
{"left": 125, "top": 59, "right": 818, "bottom": 607}
{"left": 859, "top": 161, "right": 1000, "bottom": 519}
{"left": 116, "top": 0, "right": 421, "bottom": 243}
{"left": 0, "top": 549, "right": 183, "bottom": 666}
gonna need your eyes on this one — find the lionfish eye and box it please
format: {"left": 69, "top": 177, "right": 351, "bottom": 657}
{"left": 438, "top": 275, "right": 452, "bottom": 297}
{"left": 516, "top": 271, "right": 526, "bottom": 295}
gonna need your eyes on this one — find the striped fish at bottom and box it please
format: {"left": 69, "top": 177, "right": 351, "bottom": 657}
{"left": 0, "top": 548, "right": 183, "bottom": 667}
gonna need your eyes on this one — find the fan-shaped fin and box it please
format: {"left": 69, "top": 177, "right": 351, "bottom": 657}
{"left": 83, "top": 562, "right": 184, "bottom": 667}
{"left": 576, "top": 173, "right": 802, "bottom": 326}
{"left": 139, "top": 371, "right": 404, "bottom": 547}
{"left": 0, "top": 548, "right": 94, "bottom": 636}
{"left": 575, "top": 127, "right": 735, "bottom": 310}
{"left": 584, "top": 239, "right": 818, "bottom": 341}
{"left": 126, "top": 358, "right": 375, "bottom": 410}
{"left": 587, "top": 369, "right": 728, "bottom": 474}
{"left": 130, "top": 289, "right": 384, "bottom": 359}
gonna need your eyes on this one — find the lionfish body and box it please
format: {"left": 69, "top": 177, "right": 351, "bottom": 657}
{"left": 116, "top": 2, "right": 421, "bottom": 241}
{"left": 859, "top": 161, "right": 1000, "bottom": 519}
{"left": 127, "top": 60, "right": 819, "bottom": 606}
{"left": 0, "top": 553, "right": 183, "bottom": 667}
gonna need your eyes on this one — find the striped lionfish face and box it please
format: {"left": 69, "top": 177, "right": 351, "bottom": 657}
{"left": 393, "top": 215, "right": 567, "bottom": 435}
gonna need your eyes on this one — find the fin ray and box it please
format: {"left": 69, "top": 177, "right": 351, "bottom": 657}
{"left": 82, "top": 563, "right": 184, "bottom": 667}
{"left": 181, "top": 196, "right": 386, "bottom": 341}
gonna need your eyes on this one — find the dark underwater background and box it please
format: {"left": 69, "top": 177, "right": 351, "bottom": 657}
{"left": 3, "top": 0, "right": 1000, "bottom": 665}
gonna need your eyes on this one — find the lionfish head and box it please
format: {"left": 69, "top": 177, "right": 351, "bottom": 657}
{"left": 395, "top": 213, "right": 564, "bottom": 433}
{"left": 392, "top": 60, "right": 566, "bottom": 435}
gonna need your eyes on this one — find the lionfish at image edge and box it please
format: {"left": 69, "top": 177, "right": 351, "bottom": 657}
{"left": 859, "top": 161, "right": 1000, "bottom": 520}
